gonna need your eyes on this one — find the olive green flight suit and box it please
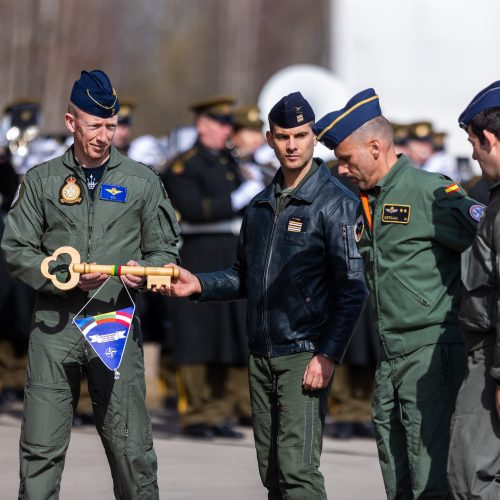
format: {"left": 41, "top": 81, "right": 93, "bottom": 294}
{"left": 357, "top": 155, "right": 481, "bottom": 499}
{"left": 1, "top": 146, "right": 180, "bottom": 499}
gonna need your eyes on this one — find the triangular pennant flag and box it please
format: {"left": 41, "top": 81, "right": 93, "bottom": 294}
{"left": 73, "top": 306, "right": 134, "bottom": 373}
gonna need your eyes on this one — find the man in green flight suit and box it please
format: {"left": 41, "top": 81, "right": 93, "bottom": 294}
{"left": 313, "top": 89, "right": 483, "bottom": 499}
{"left": 1, "top": 70, "right": 180, "bottom": 499}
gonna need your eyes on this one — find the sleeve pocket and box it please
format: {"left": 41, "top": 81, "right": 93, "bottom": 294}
{"left": 344, "top": 224, "right": 363, "bottom": 272}
{"left": 157, "top": 199, "right": 181, "bottom": 243}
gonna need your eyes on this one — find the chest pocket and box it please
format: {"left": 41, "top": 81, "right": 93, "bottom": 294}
{"left": 43, "top": 199, "right": 78, "bottom": 249}
{"left": 284, "top": 216, "right": 308, "bottom": 246}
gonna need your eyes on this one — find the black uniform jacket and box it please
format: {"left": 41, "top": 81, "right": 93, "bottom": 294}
{"left": 162, "top": 139, "right": 247, "bottom": 365}
{"left": 197, "top": 159, "right": 368, "bottom": 362}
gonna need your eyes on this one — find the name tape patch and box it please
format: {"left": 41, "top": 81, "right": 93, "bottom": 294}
{"left": 100, "top": 184, "right": 127, "bottom": 203}
{"left": 382, "top": 204, "right": 411, "bottom": 224}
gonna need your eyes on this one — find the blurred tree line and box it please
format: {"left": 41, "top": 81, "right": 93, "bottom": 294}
{"left": 0, "top": 0, "right": 330, "bottom": 137}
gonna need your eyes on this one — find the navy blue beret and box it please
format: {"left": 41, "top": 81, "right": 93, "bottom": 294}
{"left": 312, "top": 88, "right": 381, "bottom": 149}
{"left": 269, "top": 92, "right": 314, "bottom": 128}
{"left": 459, "top": 81, "right": 500, "bottom": 129}
{"left": 70, "top": 70, "right": 120, "bottom": 118}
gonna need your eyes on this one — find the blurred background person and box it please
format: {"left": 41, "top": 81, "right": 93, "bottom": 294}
{"left": 232, "top": 104, "right": 277, "bottom": 186}
{"left": 0, "top": 101, "right": 37, "bottom": 408}
{"left": 161, "top": 96, "right": 264, "bottom": 438}
{"left": 391, "top": 122, "right": 410, "bottom": 156}
{"left": 112, "top": 99, "right": 135, "bottom": 155}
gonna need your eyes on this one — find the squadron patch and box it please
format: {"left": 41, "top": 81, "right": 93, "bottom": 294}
{"left": 469, "top": 204, "right": 485, "bottom": 222}
{"left": 382, "top": 204, "right": 411, "bottom": 224}
{"left": 354, "top": 215, "right": 364, "bottom": 242}
{"left": 60, "top": 176, "right": 82, "bottom": 205}
{"left": 287, "top": 216, "right": 307, "bottom": 233}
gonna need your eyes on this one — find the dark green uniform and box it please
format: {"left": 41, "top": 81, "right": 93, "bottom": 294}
{"left": 357, "top": 155, "right": 480, "bottom": 499}
{"left": 1, "top": 146, "right": 180, "bottom": 499}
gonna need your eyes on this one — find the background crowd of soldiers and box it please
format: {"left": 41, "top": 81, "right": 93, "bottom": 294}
{"left": 0, "top": 95, "right": 485, "bottom": 438}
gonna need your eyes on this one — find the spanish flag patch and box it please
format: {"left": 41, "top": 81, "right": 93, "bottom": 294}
{"left": 444, "top": 183, "right": 460, "bottom": 194}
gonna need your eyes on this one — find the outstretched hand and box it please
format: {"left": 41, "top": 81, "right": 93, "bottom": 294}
{"left": 302, "top": 354, "right": 335, "bottom": 391}
{"left": 151, "top": 263, "right": 202, "bottom": 297}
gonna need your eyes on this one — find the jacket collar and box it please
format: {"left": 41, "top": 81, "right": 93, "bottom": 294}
{"left": 62, "top": 145, "right": 123, "bottom": 171}
{"left": 375, "top": 154, "right": 412, "bottom": 191}
{"left": 256, "top": 158, "right": 330, "bottom": 206}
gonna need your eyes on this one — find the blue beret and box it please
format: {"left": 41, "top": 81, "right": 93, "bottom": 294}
{"left": 312, "top": 88, "right": 381, "bottom": 149}
{"left": 459, "top": 81, "right": 500, "bottom": 129}
{"left": 269, "top": 92, "right": 314, "bottom": 128}
{"left": 70, "top": 70, "right": 120, "bottom": 118}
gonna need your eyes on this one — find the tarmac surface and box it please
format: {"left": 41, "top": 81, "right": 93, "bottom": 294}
{"left": 0, "top": 401, "right": 386, "bottom": 499}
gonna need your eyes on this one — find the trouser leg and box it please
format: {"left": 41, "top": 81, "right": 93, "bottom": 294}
{"left": 372, "top": 357, "right": 412, "bottom": 500}
{"left": 226, "top": 364, "right": 252, "bottom": 421}
{"left": 274, "top": 352, "right": 330, "bottom": 500}
{"left": 398, "top": 344, "right": 465, "bottom": 499}
{"left": 19, "top": 328, "right": 83, "bottom": 500}
{"left": 249, "top": 354, "right": 281, "bottom": 499}
{"left": 448, "top": 344, "right": 500, "bottom": 500}
{"left": 329, "top": 363, "right": 374, "bottom": 422}
{"left": 177, "top": 363, "right": 232, "bottom": 427}
{"left": 88, "top": 323, "right": 158, "bottom": 500}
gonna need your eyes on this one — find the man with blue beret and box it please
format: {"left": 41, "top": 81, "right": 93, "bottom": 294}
{"left": 447, "top": 81, "right": 500, "bottom": 499}
{"left": 1, "top": 69, "right": 180, "bottom": 499}
{"left": 313, "top": 89, "right": 482, "bottom": 499}
{"left": 155, "top": 91, "right": 368, "bottom": 499}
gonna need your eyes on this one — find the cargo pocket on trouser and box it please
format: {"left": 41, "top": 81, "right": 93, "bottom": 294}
{"left": 20, "top": 381, "right": 74, "bottom": 499}
{"left": 277, "top": 390, "right": 327, "bottom": 500}
{"left": 100, "top": 377, "right": 158, "bottom": 499}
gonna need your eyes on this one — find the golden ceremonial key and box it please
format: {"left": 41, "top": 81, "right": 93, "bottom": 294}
{"left": 40, "top": 246, "right": 179, "bottom": 291}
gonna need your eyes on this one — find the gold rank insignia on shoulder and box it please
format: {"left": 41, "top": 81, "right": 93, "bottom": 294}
{"left": 382, "top": 204, "right": 410, "bottom": 224}
{"left": 60, "top": 176, "right": 82, "bottom": 205}
{"left": 171, "top": 161, "right": 185, "bottom": 175}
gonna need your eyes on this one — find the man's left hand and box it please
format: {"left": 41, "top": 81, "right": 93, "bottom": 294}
{"left": 121, "top": 260, "right": 145, "bottom": 289}
{"left": 496, "top": 384, "right": 500, "bottom": 419}
{"left": 302, "top": 354, "right": 335, "bottom": 391}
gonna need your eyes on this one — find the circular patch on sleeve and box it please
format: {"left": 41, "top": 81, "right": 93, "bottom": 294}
{"left": 354, "top": 214, "right": 364, "bottom": 242}
{"left": 469, "top": 204, "right": 485, "bottom": 222}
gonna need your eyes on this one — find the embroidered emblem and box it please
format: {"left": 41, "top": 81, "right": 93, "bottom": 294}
{"left": 381, "top": 204, "right": 411, "bottom": 224}
{"left": 100, "top": 184, "right": 127, "bottom": 203}
{"left": 60, "top": 176, "right": 82, "bottom": 205}
{"left": 287, "top": 216, "right": 306, "bottom": 233}
{"left": 87, "top": 174, "right": 97, "bottom": 190}
{"left": 469, "top": 204, "right": 485, "bottom": 222}
{"left": 444, "top": 183, "right": 460, "bottom": 194}
{"left": 354, "top": 215, "right": 364, "bottom": 242}
{"left": 295, "top": 106, "right": 304, "bottom": 123}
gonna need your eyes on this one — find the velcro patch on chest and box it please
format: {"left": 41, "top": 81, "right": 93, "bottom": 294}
{"left": 381, "top": 204, "right": 411, "bottom": 224}
{"left": 100, "top": 184, "right": 128, "bottom": 203}
{"left": 287, "top": 216, "right": 308, "bottom": 232}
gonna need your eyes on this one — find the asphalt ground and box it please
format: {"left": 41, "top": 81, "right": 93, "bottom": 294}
{"left": 0, "top": 402, "right": 386, "bottom": 499}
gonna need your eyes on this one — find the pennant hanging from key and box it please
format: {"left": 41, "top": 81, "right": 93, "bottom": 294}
{"left": 72, "top": 276, "right": 136, "bottom": 380}
{"left": 73, "top": 304, "right": 134, "bottom": 379}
